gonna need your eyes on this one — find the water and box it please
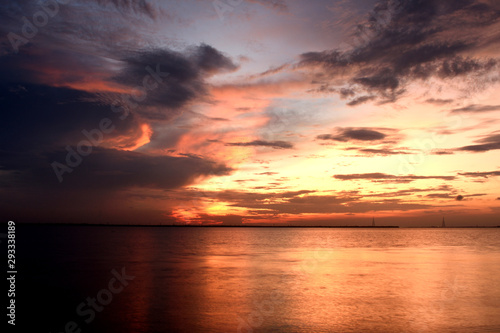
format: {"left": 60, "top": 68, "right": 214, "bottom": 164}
{"left": 16, "top": 226, "right": 500, "bottom": 332}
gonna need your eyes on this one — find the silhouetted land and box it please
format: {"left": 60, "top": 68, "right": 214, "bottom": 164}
{"left": 17, "top": 223, "right": 400, "bottom": 228}
{"left": 16, "top": 223, "right": 500, "bottom": 228}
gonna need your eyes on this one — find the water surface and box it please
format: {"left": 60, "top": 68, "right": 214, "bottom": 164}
{"left": 17, "top": 226, "right": 500, "bottom": 332}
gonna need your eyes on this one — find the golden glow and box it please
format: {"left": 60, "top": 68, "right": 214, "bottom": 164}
{"left": 171, "top": 208, "right": 200, "bottom": 224}
{"left": 128, "top": 124, "right": 153, "bottom": 151}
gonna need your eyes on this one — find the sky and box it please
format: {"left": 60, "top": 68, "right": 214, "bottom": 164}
{"left": 1, "top": 0, "right": 500, "bottom": 226}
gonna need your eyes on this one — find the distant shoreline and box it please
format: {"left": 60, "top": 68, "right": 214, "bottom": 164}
{"left": 13, "top": 223, "right": 500, "bottom": 228}
{"left": 15, "top": 223, "right": 403, "bottom": 228}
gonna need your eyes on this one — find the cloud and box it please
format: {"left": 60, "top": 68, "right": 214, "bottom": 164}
{"left": 0, "top": 46, "right": 114, "bottom": 87}
{"left": 0, "top": 3, "right": 238, "bottom": 120}
{"left": 333, "top": 173, "right": 455, "bottom": 183}
{"left": 225, "top": 140, "right": 293, "bottom": 149}
{"left": 0, "top": 0, "right": 166, "bottom": 58}
{"left": 356, "top": 148, "right": 412, "bottom": 156}
{"left": 247, "top": 0, "right": 289, "bottom": 12}
{"left": 0, "top": 34, "right": 237, "bottom": 122}
{"left": 89, "top": 0, "right": 160, "bottom": 19}
{"left": 213, "top": 189, "right": 429, "bottom": 215}
{"left": 426, "top": 193, "right": 454, "bottom": 199}
{"left": 459, "top": 171, "right": 500, "bottom": 178}
{"left": 297, "top": 0, "right": 500, "bottom": 103}
{"left": 432, "top": 150, "right": 454, "bottom": 155}
{"left": 317, "top": 127, "right": 387, "bottom": 142}
{"left": 456, "top": 132, "right": 500, "bottom": 152}
{"left": 426, "top": 192, "right": 486, "bottom": 200}
{"left": 1, "top": 147, "right": 231, "bottom": 190}
{"left": 111, "top": 44, "right": 238, "bottom": 119}
{"left": 0, "top": 145, "right": 232, "bottom": 223}
{"left": 451, "top": 104, "right": 500, "bottom": 113}
{"left": 425, "top": 98, "right": 454, "bottom": 105}
{"left": 0, "top": 65, "right": 236, "bottom": 222}
{"left": 0, "top": 83, "right": 142, "bottom": 152}
{"left": 347, "top": 95, "right": 376, "bottom": 106}
{"left": 362, "top": 185, "right": 454, "bottom": 198}
{"left": 227, "top": 194, "right": 434, "bottom": 214}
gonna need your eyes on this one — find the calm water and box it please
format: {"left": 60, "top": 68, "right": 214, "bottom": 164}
{"left": 16, "top": 226, "right": 500, "bottom": 332}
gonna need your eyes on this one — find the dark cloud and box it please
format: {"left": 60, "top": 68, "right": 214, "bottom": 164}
{"left": 363, "top": 185, "right": 454, "bottom": 198}
{"left": 0, "top": 4, "right": 237, "bottom": 120}
{"left": 353, "top": 68, "right": 401, "bottom": 91}
{"left": 317, "top": 127, "right": 387, "bottom": 142}
{"left": 451, "top": 104, "right": 500, "bottom": 113}
{"left": 189, "top": 44, "right": 238, "bottom": 74}
{"left": 437, "top": 56, "right": 497, "bottom": 78}
{"left": 333, "top": 173, "right": 455, "bottom": 183}
{"left": 357, "top": 148, "right": 411, "bottom": 156}
{"left": 347, "top": 95, "right": 376, "bottom": 106}
{"left": 229, "top": 195, "right": 434, "bottom": 214}
{"left": 235, "top": 179, "right": 257, "bottom": 183}
{"left": 459, "top": 171, "right": 500, "bottom": 178}
{"left": 92, "top": 0, "right": 160, "bottom": 19}
{"left": 426, "top": 193, "right": 454, "bottom": 199}
{"left": 299, "top": 0, "right": 500, "bottom": 103}
{"left": 0, "top": 83, "right": 141, "bottom": 152}
{"left": 425, "top": 98, "right": 454, "bottom": 105}
{"left": 247, "top": 0, "right": 289, "bottom": 12}
{"left": 1, "top": 147, "right": 231, "bottom": 190}
{"left": 340, "top": 88, "right": 356, "bottom": 98}
{"left": 0, "top": 46, "right": 113, "bottom": 86}
{"left": 0, "top": 36, "right": 237, "bottom": 122}
{"left": 456, "top": 132, "right": 500, "bottom": 152}
{"left": 0, "top": 146, "right": 231, "bottom": 223}
{"left": 210, "top": 190, "right": 357, "bottom": 214}
{"left": 111, "top": 44, "right": 237, "bottom": 119}
{"left": 153, "top": 185, "right": 452, "bottom": 217}
{"left": 425, "top": 192, "right": 485, "bottom": 200}
{"left": 0, "top": 48, "right": 235, "bottom": 221}
{"left": 0, "top": 0, "right": 165, "bottom": 57}
{"left": 115, "top": 44, "right": 237, "bottom": 86}
{"left": 226, "top": 140, "right": 293, "bottom": 149}
{"left": 432, "top": 150, "right": 454, "bottom": 155}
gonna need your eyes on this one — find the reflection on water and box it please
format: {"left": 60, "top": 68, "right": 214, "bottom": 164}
{"left": 18, "top": 226, "right": 500, "bottom": 332}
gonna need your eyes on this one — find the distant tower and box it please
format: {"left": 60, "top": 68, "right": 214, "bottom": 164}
{"left": 441, "top": 217, "right": 446, "bottom": 228}
{"left": 372, "top": 217, "right": 375, "bottom": 227}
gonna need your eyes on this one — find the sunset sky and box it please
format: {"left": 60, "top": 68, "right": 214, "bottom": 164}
{"left": 1, "top": 0, "right": 500, "bottom": 226}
